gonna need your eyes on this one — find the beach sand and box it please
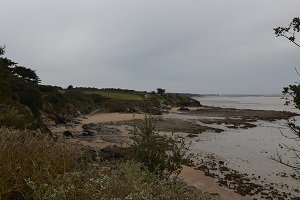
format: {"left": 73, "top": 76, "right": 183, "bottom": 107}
{"left": 50, "top": 112, "right": 145, "bottom": 149}
{"left": 180, "top": 166, "right": 252, "bottom": 200}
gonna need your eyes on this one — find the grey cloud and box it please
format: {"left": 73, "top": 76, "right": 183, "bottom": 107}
{"left": 1, "top": 0, "right": 300, "bottom": 94}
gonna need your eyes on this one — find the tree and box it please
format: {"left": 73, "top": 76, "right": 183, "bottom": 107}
{"left": 131, "top": 113, "right": 187, "bottom": 179}
{"left": 274, "top": 17, "right": 300, "bottom": 47}
{"left": 273, "top": 17, "right": 300, "bottom": 171}
{"left": 0, "top": 46, "right": 42, "bottom": 116}
{"left": 0, "top": 46, "right": 14, "bottom": 102}
{"left": 11, "top": 66, "right": 41, "bottom": 84}
{"left": 157, "top": 88, "right": 165, "bottom": 95}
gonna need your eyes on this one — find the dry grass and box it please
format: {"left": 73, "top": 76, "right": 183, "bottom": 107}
{"left": 0, "top": 128, "right": 216, "bottom": 200}
{"left": 0, "top": 128, "right": 81, "bottom": 199}
{"left": 27, "top": 161, "right": 217, "bottom": 200}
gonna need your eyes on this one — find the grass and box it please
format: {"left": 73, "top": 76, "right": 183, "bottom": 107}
{"left": 28, "top": 161, "right": 217, "bottom": 200}
{"left": 0, "top": 128, "right": 217, "bottom": 200}
{"left": 0, "top": 128, "right": 81, "bottom": 199}
{"left": 95, "top": 91, "right": 144, "bottom": 101}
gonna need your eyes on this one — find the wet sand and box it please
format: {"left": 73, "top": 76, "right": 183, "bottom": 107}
{"left": 180, "top": 166, "right": 252, "bottom": 200}
{"left": 51, "top": 112, "right": 144, "bottom": 133}
{"left": 50, "top": 112, "right": 145, "bottom": 148}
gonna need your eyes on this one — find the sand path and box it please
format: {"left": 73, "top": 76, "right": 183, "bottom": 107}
{"left": 83, "top": 112, "right": 144, "bottom": 125}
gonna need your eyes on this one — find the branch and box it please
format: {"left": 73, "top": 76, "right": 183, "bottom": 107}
{"left": 270, "top": 150, "right": 300, "bottom": 170}
{"left": 280, "top": 128, "right": 300, "bottom": 140}
{"left": 295, "top": 67, "right": 300, "bottom": 78}
{"left": 281, "top": 34, "right": 300, "bottom": 48}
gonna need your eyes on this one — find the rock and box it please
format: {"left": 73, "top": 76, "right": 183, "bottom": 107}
{"left": 56, "top": 116, "right": 67, "bottom": 124}
{"left": 82, "top": 132, "right": 89, "bottom": 136}
{"left": 82, "top": 124, "right": 88, "bottom": 129}
{"left": 73, "top": 120, "right": 81, "bottom": 125}
{"left": 63, "top": 131, "right": 74, "bottom": 137}
{"left": 82, "top": 123, "right": 97, "bottom": 130}
{"left": 178, "top": 106, "right": 190, "bottom": 111}
{"left": 187, "top": 133, "right": 198, "bottom": 138}
{"left": 83, "top": 129, "right": 97, "bottom": 136}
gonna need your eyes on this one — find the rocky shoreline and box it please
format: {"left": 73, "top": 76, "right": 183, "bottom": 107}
{"left": 188, "top": 152, "right": 300, "bottom": 200}
{"left": 49, "top": 106, "right": 300, "bottom": 200}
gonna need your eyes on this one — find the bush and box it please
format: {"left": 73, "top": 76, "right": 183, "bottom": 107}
{"left": 27, "top": 161, "right": 216, "bottom": 200}
{"left": 130, "top": 113, "right": 187, "bottom": 178}
{"left": 0, "top": 128, "right": 81, "bottom": 199}
{"left": 12, "top": 79, "right": 42, "bottom": 116}
{"left": 0, "top": 104, "right": 37, "bottom": 129}
{"left": 0, "top": 128, "right": 215, "bottom": 200}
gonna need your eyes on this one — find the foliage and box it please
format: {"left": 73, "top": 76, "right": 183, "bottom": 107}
{"left": 0, "top": 128, "right": 81, "bottom": 199}
{"left": 0, "top": 104, "right": 36, "bottom": 129}
{"left": 130, "top": 113, "right": 187, "bottom": 178}
{"left": 157, "top": 88, "right": 166, "bottom": 95}
{"left": 0, "top": 128, "right": 215, "bottom": 200}
{"left": 12, "top": 79, "right": 42, "bottom": 116}
{"left": 10, "top": 66, "right": 41, "bottom": 84}
{"left": 0, "top": 46, "right": 13, "bottom": 103}
{"left": 27, "top": 161, "right": 215, "bottom": 200}
{"left": 64, "top": 90, "right": 104, "bottom": 114}
{"left": 99, "top": 91, "right": 144, "bottom": 100}
{"left": 0, "top": 46, "right": 42, "bottom": 122}
{"left": 0, "top": 45, "right": 200, "bottom": 130}
{"left": 274, "top": 17, "right": 300, "bottom": 47}
{"left": 273, "top": 17, "right": 300, "bottom": 171}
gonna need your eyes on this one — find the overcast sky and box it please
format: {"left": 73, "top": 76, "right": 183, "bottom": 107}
{"left": 1, "top": 0, "right": 299, "bottom": 94}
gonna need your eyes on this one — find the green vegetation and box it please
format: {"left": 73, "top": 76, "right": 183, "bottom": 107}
{"left": 99, "top": 91, "right": 144, "bottom": 100}
{"left": 0, "top": 104, "right": 36, "bottom": 129}
{"left": 0, "top": 128, "right": 216, "bottom": 200}
{"left": 0, "top": 128, "right": 80, "bottom": 199}
{"left": 0, "top": 45, "right": 200, "bottom": 129}
{"left": 131, "top": 113, "right": 186, "bottom": 178}
{"left": 0, "top": 45, "right": 212, "bottom": 199}
{"left": 0, "top": 46, "right": 42, "bottom": 128}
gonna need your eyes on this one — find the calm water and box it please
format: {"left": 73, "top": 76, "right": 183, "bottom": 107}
{"left": 178, "top": 96, "right": 300, "bottom": 198}
{"left": 197, "top": 95, "right": 299, "bottom": 113}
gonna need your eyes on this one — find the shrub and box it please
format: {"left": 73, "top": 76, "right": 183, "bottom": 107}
{"left": 0, "top": 128, "right": 215, "bottom": 200}
{"left": 0, "top": 104, "right": 37, "bottom": 129}
{"left": 130, "top": 113, "right": 187, "bottom": 178}
{"left": 11, "top": 79, "right": 42, "bottom": 116}
{"left": 0, "top": 128, "right": 81, "bottom": 199}
{"left": 27, "top": 161, "right": 216, "bottom": 200}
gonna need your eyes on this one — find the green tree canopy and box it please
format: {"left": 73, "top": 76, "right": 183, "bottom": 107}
{"left": 0, "top": 46, "right": 42, "bottom": 116}
{"left": 11, "top": 66, "right": 41, "bottom": 84}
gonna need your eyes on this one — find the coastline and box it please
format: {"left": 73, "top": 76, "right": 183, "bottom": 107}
{"left": 49, "top": 105, "right": 299, "bottom": 199}
{"left": 50, "top": 110, "right": 251, "bottom": 199}
{"left": 180, "top": 166, "right": 252, "bottom": 200}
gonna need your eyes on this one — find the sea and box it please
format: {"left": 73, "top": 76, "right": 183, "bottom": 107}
{"left": 179, "top": 95, "right": 299, "bottom": 198}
